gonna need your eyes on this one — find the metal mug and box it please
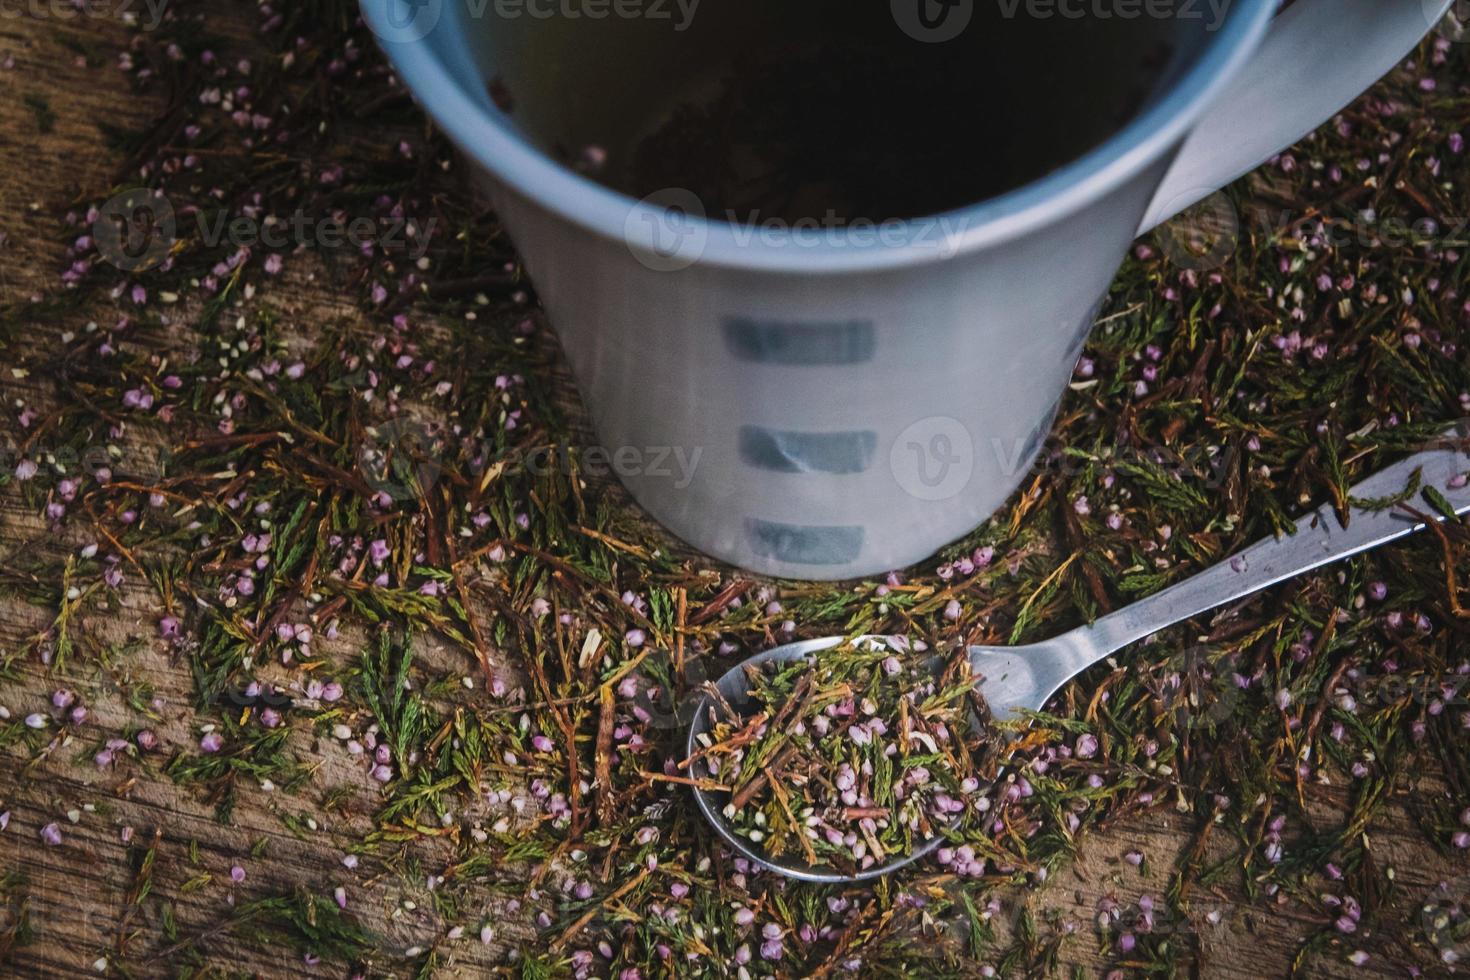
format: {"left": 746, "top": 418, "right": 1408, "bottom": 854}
{"left": 362, "top": 0, "right": 1453, "bottom": 580}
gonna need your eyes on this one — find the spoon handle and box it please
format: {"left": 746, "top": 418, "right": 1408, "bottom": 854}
{"left": 1072, "top": 432, "right": 1470, "bottom": 660}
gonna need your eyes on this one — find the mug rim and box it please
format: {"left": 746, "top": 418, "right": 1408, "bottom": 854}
{"left": 362, "top": 0, "right": 1277, "bottom": 274}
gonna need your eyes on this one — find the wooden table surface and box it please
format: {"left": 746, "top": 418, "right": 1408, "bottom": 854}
{"left": 1, "top": 5, "right": 1468, "bottom": 978}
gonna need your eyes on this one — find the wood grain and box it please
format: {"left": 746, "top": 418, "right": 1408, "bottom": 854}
{"left": 0, "top": 7, "right": 1465, "bottom": 979}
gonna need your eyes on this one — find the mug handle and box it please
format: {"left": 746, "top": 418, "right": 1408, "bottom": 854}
{"left": 1138, "top": 0, "right": 1454, "bottom": 232}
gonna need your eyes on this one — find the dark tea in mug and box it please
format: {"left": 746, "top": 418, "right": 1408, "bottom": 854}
{"left": 474, "top": 1, "right": 1198, "bottom": 224}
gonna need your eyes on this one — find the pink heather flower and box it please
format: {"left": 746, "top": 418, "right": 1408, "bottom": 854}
{"left": 121, "top": 388, "right": 154, "bottom": 411}
{"left": 624, "top": 629, "right": 646, "bottom": 649}
{"left": 230, "top": 865, "right": 246, "bottom": 883}
{"left": 943, "top": 599, "right": 962, "bottom": 621}
{"left": 1075, "top": 733, "right": 1098, "bottom": 759}
{"left": 15, "top": 458, "right": 38, "bottom": 481}
{"left": 199, "top": 732, "right": 224, "bottom": 753}
{"left": 40, "top": 823, "right": 62, "bottom": 846}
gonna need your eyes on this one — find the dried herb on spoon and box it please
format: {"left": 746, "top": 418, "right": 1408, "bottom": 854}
{"left": 693, "top": 644, "right": 996, "bottom": 873}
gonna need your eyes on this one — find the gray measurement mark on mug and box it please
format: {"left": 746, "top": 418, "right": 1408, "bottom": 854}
{"left": 722, "top": 317, "right": 876, "bottom": 366}
{"left": 746, "top": 519, "right": 865, "bottom": 566}
{"left": 739, "top": 427, "right": 878, "bottom": 475}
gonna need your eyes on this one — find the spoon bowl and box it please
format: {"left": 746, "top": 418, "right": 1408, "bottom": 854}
{"left": 685, "top": 636, "right": 966, "bottom": 884}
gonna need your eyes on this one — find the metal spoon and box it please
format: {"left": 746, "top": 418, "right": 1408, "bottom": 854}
{"left": 685, "top": 432, "right": 1470, "bottom": 883}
